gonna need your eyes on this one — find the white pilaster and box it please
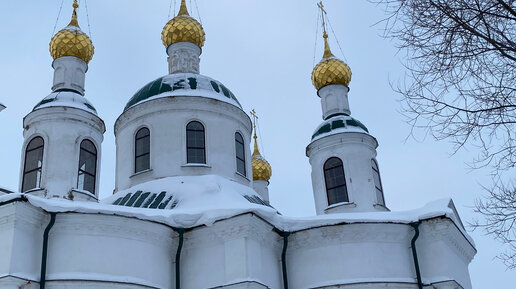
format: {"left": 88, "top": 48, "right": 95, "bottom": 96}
{"left": 51, "top": 56, "right": 87, "bottom": 95}
{"left": 318, "top": 84, "right": 350, "bottom": 119}
{"left": 167, "top": 42, "right": 201, "bottom": 74}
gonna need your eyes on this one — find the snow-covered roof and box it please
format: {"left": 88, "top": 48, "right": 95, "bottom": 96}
{"left": 312, "top": 114, "right": 370, "bottom": 141}
{"left": 33, "top": 90, "right": 97, "bottom": 115}
{"left": 0, "top": 175, "right": 473, "bottom": 246}
{"left": 124, "top": 73, "right": 241, "bottom": 112}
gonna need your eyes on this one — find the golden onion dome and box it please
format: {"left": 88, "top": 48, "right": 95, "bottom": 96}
{"left": 49, "top": 0, "right": 94, "bottom": 64}
{"left": 162, "top": 0, "right": 205, "bottom": 49}
{"left": 311, "top": 32, "right": 351, "bottom": 90}
{"left": 251, "top": 135, "right": 272, "bottom": 182}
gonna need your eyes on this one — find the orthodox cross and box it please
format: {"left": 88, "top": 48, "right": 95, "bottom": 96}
{"left": 250, "top": 109, "right": 259, "bottom": 132}
{"left": 318, "top": 1, "right": 328, "bottom": 34}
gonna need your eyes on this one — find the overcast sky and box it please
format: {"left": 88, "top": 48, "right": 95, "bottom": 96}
{"left": 0, "top": 0, "right": 513, "bottom": 287}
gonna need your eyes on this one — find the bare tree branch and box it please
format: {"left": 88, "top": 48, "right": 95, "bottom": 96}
{"left": 373, "top": 0, "right": 516, "bottom": 267}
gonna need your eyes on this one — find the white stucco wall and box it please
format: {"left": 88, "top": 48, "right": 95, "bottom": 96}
{"left": 417, "top": 219, "right": 476, "bottom": 289}
{"left": 181, "top": 214, "right": 282, "bottom": 289}
{"left": 21, "top": 107, "right": 105, "bottom": 199}
{"left": 318, "top": 84, "right": 351, "bottom": 119}
{"left": 51, "top": 56, "right": 88, "bottom": 95}
{"left": 114, "top": 96, "right": 253, "bottom": 192}
{"left": 287, "top": 223, "right": 415, "bottom": 289}
{"left": 0, "top": 202, "right": 47, "bottom": 285}
{"left": 46, "top": 213, "right": 175, "bottom": 288}
{"left": 0, "top": 203, "right": 474, "bottom": 289}
{"left": 307, "top": 132, "right": 386, "bottom": 214}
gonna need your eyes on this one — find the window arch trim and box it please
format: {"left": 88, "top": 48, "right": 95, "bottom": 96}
{"left": 235, "top": 132, "right": 246, "bottom": 176}
{"left": 22, "top": 136, "right": 45, "bottom": 192}
{"left": 371, "top": 159, "right": 385, "bottom": 206}
{"left": 186, "top": 121, "right": 206, "bottom": 164}
{"left": 135, "top": 127, "right": 151, "bottom": 173}
{"left": 323, "top": 157, "right": 349, "bottom": 205}
{"left": 77, "top": 139, "right": 97, "bottom": 194}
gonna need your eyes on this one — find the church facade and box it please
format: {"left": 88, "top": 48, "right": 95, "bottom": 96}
{"left": 0, "top": 1, "right": 475, "bottom": 289}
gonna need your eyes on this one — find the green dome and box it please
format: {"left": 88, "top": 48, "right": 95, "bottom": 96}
{"left": 125, "top": 73, "right": 241, "bottom": 112}
{"left": 312, "top": 114, "right": 369, "bottom": 140}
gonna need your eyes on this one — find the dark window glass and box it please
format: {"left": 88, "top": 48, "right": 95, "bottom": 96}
{"left": 324, "top": 157, "right": 349, "bottom": 205}
{"left": 186, "top": 121, "right": 205, "bottom": 164}
{"left": 135, "top": 128, "right": 150, "bottom": 173}
{"left": 235, "top": 132, "right": 246, "bottom": 176}
{"left": 77, "top": 140, "right": 97, "bottom": 194}
{"left": 22, "top": 137, "right": 44, "bottom": 192}
{"left": 372, "top": 159, "right": 385, "bottom": 206}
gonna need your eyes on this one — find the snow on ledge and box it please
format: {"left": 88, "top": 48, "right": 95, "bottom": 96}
{"left": 47, "top": 272, "right": 162, "bottom": 289}
{"left": 304, "top": 277, "right": 417, "bottom": 289}
{"left": 0, "top": 177, "right": 473, "bottom": 246}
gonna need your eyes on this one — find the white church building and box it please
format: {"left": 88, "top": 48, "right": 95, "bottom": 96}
{"left": 0, "top": 1, "right": 476, "bottom": 288}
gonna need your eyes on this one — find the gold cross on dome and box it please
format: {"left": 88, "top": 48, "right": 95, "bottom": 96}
{"left": 250, "top": 109, "right": 259, "bottom": 131}
{"left": 317, "top": 1, "right": 326, "bottom": 15}
{"left": 318, "top": 1, "right": 328, "bottom": 34}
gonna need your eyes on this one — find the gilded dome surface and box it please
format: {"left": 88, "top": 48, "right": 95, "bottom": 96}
{"left": 49, "top": 1, "right": 94, "bottom": 64}
{"left": 311, "top": 33, "right": 351, "bottom": 90}
{"left": 251, "top": 136, "right": 272, "bottom": 181}
{"left": 162, "top": 0, "right": 205, "bottom": 48}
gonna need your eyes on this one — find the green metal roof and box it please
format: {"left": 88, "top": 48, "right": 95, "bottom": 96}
{"left": 113, "top": 190, "right": 178, "bottom": 209}
{"left": 33, "top": 90, "right": 97, "bottom": 114}
{"left": 124, "top": 73, "right": 241, "bottom": 111}
{"left": 312, "top": 114, "right": 369, "bottom": 140}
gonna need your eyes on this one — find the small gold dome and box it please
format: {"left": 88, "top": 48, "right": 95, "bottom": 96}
{"left": 49, "top": 1, "right": 94, "bottom": 64}
{"left": 252, "top": 136, "right": 272, "bottom": 182}
{"left": 162, "top": 0, "right": 205, "bottom": 49}
{"left": 311, "top": 32, "right": 351, "bottom": 90}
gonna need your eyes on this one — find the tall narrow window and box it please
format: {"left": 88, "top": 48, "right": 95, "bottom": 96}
{"left": 372, "top": 159, "right": 385, "bottom": 205}
{"left": 186, "top": 121, "right": 206, "bottom": 164}
{"left": 77, "top": 140, "right": 97, "bottom": 194}
{"left": 324, "top": 157, "right": 348, "bottom": 205}
{"left": 235, "top": 132, "right": 246, "bottom": 176}
{"left": 22, "top": 137, "right": 44, "bottom": 192}
{"left": 135, "top": 128, "right": 150, "bottom": 173}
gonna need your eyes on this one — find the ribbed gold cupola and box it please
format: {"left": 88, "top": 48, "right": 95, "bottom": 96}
{"left": 49, "top": 0, "right": 94, "bottom": 64}
{"left": 162, "top": 0, "right": 206, "bottom": 49}
{"left": 250, "top": 110, "right": 272, "bottom": 182}
{"left": 311, "top": 3, "right": 351, "bottom": 90}
{"left": 252, "top": 134, "right": 272, "bottom": 182}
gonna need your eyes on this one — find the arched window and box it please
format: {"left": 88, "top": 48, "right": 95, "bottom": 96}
{"left": 22, "top": 137, "right": 44, "bottom": 192}
{"left": 235, "top": 132, "right": 246, "bottom": 176}
{"left": 186, "top": 121, "right": 206, "bottom": 164}
{"left": 324, "top": 157, "right": 348, "bottom": 205}
{"left": 135, "top": 128, "right": 150, "bottom": 173}
{"left": 77, "top": 140, "right": 97, "bottom": 194}
{"left": 372, "top": 159, "right": 385, "bottom": 205}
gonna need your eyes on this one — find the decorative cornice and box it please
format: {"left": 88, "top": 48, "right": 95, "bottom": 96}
{"left": 50, "top": 213, "right": 174, "bottom": 245}
{"left": 185, "top": 214, "right": 281, "bottom": 251}
{"left": 289, "top": 223, "right": 412, "bottom": 250}
{"left": 420, "top": 218, "right": 476, "bottom": 263}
